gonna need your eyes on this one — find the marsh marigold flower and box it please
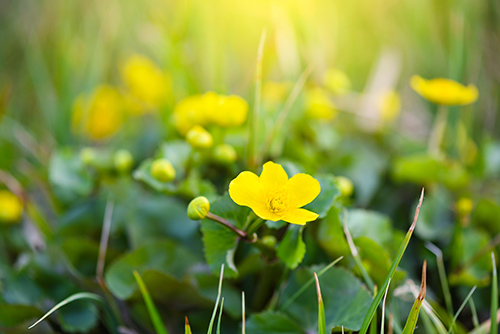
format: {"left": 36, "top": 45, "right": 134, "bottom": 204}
{"left": 305, "top": 87, "right": 337, "bottom": 121}
{"left": 229, "top": 162, "right": 320, "bottom": 225}
{"left": 72, "top": 85, "right": 124, "bottom": 140}
{"left": 0, "top": 190, "right": 23, "bottom": 223}
{"left": 410, "top": 75, "right": 478, "bottom": 106}
{"left": 120, "top": 54, "right": 171, "bottom": 109}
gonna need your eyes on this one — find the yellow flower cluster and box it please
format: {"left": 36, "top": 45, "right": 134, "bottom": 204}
{"left": 411, "top": 75, "right": 478, "bottom": 106}
{"left": 120, "top": 54, "right": 171, "bottom": 110}
{"left": 72, "top": 85, "right": 125, "bottom": 140}
{"left": 0, "top": 190, "right": 23, "bottom": 223}
{"left": 173, "top": 92, "right": 249, "bottom": 135}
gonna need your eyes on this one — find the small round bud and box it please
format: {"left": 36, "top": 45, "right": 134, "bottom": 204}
{"left": 187, "top": 196, "right": 210, "bottom": 220}
{"left": 456, "top": 197, "right": 474, "bottom": 217}
{"left": 335, "top": 176, "right": 354, "bottom": 197}
{"left": 0, "top": 190, "right": 23, "bottom": 224}
{"left": 186, "top": 125, "right": 213, "bottom": 149}
{"left": 151, "top": 158, "right": 176, "bottom": 183}
{"left": 80, "top": 147, "right": 96, "bottom": 166}
{"left": 213, "top": 144, "right": 237, "bottom": 164}
{"left": 261, "top": 235, "right": 277, "bottom": 248}
{"left": 114, "top": 149, "right": 134, "bottom": 172}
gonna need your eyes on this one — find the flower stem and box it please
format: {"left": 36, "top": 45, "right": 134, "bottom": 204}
{"left": 206, "top": 212, "right": 248, "bottom": 239}
{"left": 428, "top": 104, "right": 448, "bottom": 155}
{"left": 246, "top": 217, "right": 266, "bottom": 236}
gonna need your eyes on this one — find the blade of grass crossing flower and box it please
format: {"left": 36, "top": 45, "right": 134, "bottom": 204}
{"left": 447, "top": 286, "right": 477, "bottom": 334}
{"left": 281, "top": 256, "right": 343, "bottom": 310}
{"left": 185, "top": 317, "right": 193, "bottom": 334}
{"left": 28, "top": 292, "right": 119, "bottom": 334}
{"left": 133, "top": 271, "right": 169, "bottom": 334}
{"left": 359, "top": 188, "right": 425, "bottom": 334}
{"left": 208, "top": 264, "right": 225, "bottom": 334}
{"left": 242, "top": 291, "right": 246, "bottom": 334}
{"left": 314, "top": 273, "right": 326, "bottom": 334}
{"left": 402, "top": 261, "right": 427, "bottom": 334}
{"left": 380, "top": 279, "right": 392, "bottom": 334}
{"left": 216, "top": 298, "right": 224, "bottom": 334}
{"left": 490, "top": 253, "right": 498, "bottom": 334}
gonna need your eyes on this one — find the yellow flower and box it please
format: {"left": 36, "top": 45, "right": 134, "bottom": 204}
{"left": 72, "top": 85, "right": 124, "bottom": 140}
{"left": 120, "top": 54, "right": 171, "bottom": 109}
{"left": 410, "top": 75, "right": 478, "bottom": 106}
{"left": 229, "top": 162, "right": 320, "bottom": 225}
{"left": 305, "top": 87, "right": 337, "bottom": 121}
{"left": 323, "top": 68, "right": 351, "bottom": 95}
{"left": 378, "top": 90, "right": 401, "bottom": 122}
{"left": 262, "top": 81, "right": 292, "bottom": 105}
{"left": 0, "top": 190, "right": 23, "bottom": 223}
{"left": 209, "top": 95, "right": 249, "bottom": 127}
{"left": 173, "top": 95, "right": 208, "bottom": 135}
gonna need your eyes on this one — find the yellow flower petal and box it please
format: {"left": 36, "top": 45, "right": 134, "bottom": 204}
{"left": 286, "top": 173, "right": 321, "bottom": 208}
{"left": 282, "top": 208, "right": 319, "bottom": 225}
{"left": 229, "top": 171, "right": 265, "bottom": 210}
{"left": 410, "top": 75, "right": 478, "bottom": 106}
{"left": 259, "top": 161, "right": 288, "bottom": 190}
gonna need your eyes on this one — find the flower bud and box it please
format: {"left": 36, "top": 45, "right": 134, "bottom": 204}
{"left": 213, "top": 144, "right": 237, "bottom": 164}
{"left": 187, "top": 196, "right": 210, "bottom": 220}
{"left": 0, "top": 190, "right": 23, "bottom": 224}
{"left": 186, "top": 125, "right": 213, "bottom": 149}
{"left": 261, "top": 235, "right": 277, "bottom": 248}
{"left": 80, "top": 147, "right": 96, "bottom": 166}
{"left": 151, "top": 158, "right": 176, "bottom": 182}
{"left": 114, "top": 149, "right": 134, "bottom": 172}
{"left": 335, "top": 176, "right": 354, "bottom": 197}
{"left": 456, "top": 197, "right": 474, "bottom": 217}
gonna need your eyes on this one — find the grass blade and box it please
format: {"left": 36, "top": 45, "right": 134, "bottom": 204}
{"left": 447, "top": 286, "right": 477, "bottom": 334}
{"left": 490, "top": 252, "right": 498, "bottom": 334}
{"left": 359, "top": 188, "right": 425, "bottom": 334}
{"left": 281, "top": 256, "right": 343, "bottom": 310}
{"left": 242, "top": 291, "right": 246, "bottom": 334}
{"left": 133, "top": 271, "right": 169, "bottom": 334}
{"left": 208, "top": 264, "right": 225, "bottom": 334}
{"left": 216, "top": 297, "right": 225, "bottom": 334}
{"left": 426, "top": 242, "right": 453, "bottom": 315}
{"left": 314, "top": 273, "right": 326, "bottom": 334}
{"left": 381, "top": 279, "right": 392, "bottom": 334}
{"left": 28, "top": 292, "right": 119, "bottom": 334}
{"left": 185, "top": 317, "right": 193, "bottom": 334}
{"left": 469, "top": 298, "right": 479, "bottom": 329}
{"left": 402, "top": 261, "right": 427, "bottom": 334}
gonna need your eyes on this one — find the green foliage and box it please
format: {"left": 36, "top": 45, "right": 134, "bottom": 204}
{"left": 277, "top": 225, "right": 306, "bottom": 269}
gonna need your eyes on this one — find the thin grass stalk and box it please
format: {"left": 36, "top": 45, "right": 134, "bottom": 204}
{"left": 426, "top": 243, "right": 453, "bottom": 315}
{"left": 133, "top": 271, "right": 169, "bottom": 334}
{"left": 208, "top": 264, "right": 225, "bottom": 334}
{"left": 447, "top": 286, "right": 477, "bottom": 334}
{"left": 314, "top": 273, "right": 327, "bottom": 334}
{"left": 490, "top": 253, "right": 498, "bottom": 334}
{"left": 381, "top": 279, "right": 392, "bottom": 334}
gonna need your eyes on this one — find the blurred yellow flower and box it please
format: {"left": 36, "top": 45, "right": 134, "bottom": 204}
{"left": 229, "top": 161, "right": 320, "bottom": 225}
{"left": 186, "top": 125, "right": 213, "bottom": 149}
{"left": 262, "top": 81, "right": 292, "bottom": 105}
{"left": 305, "top": 87, "right": 337, "bottom": 121}
{"left": 410, "top": 75, "right": 478, "bottom": 106}
{"left": 72, "top": 85, "right": 124, "bottom": 140}
{"left": 120, "top": 54, "right": 171, "bottom": 109}
{"left": 0, "top": 190, "right": 23, "bottom": 223}
{"left": 378, "top": 90, "right": 401, "bottom": 122}
{"left": 323, "top": 68, "right": 351, "bottom": 95}
{"left": 173, "top": 92, "right": 249, "bottom": 135}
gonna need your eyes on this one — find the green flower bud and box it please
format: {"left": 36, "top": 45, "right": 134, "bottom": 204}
{"left": 80, "top": 147, "right": 96, "bottom": 166}
{"left": 186, "top": 125, "right": 213, "bottom": 149}
{"left": 114, "top": 149, "right": 134, "bottom": 172}
{"left": 187, "top": 196, "right": 210, "bottom": 220}
{"left": 456, "top": 197, "right": 473, "bottom": 217}
{"left": 261, "top": 235, "right": 277, "bottom": 248}
{"left": 213, "top": 144, "right": 237, "bottom": 164}
{"left": 151, "top": 158, "right": 176, "bottom": 182}
{"left": 335, "top": 176, "right": 353, "bottom": 197}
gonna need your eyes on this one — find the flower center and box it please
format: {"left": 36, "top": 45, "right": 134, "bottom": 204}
{"left": 267, "top": 192, "right": 287, "bottom": 213}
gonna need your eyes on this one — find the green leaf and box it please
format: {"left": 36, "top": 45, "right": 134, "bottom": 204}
{"left": 415, "top": 187, "right": 453, "bottom": 241}
{"left": 246, "top": 311, "right": 305, "bottom": 334}
{"left": 200, "top": 194, "right": 250, "bottom": 277}
{"left": 49, "top": 148, "right": 94, "bottom": 203}
{"left": 133, "top": 271, "right": 169, "bottom": 334}
{"left": 159, "top": 140, "right": 192, "bottom": 179}
{"left": 281, "top": 267, "right": 372, "bottom": 331}
{"left": 57, "top": 299, "right": 99, "bottom": 333}
{"left": 0, "top": 304, "right": 41, "bottom": 327}
{"left": 105, "top": 240, "right": 199, "bottom": 299}
{"left": 133, "top": 158, "right": 177, "bottom": 193}
{"left": 277, "top": 225, "right": 306, "bottom": 269}
{"left": 303, "top": 174, "right": 340, "bottom": 218}
{"left": 346, "top": 209, "right": 393, "bottom": 246}
{"left": 317, "top": 205, "right": 349, "bottom": 259}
